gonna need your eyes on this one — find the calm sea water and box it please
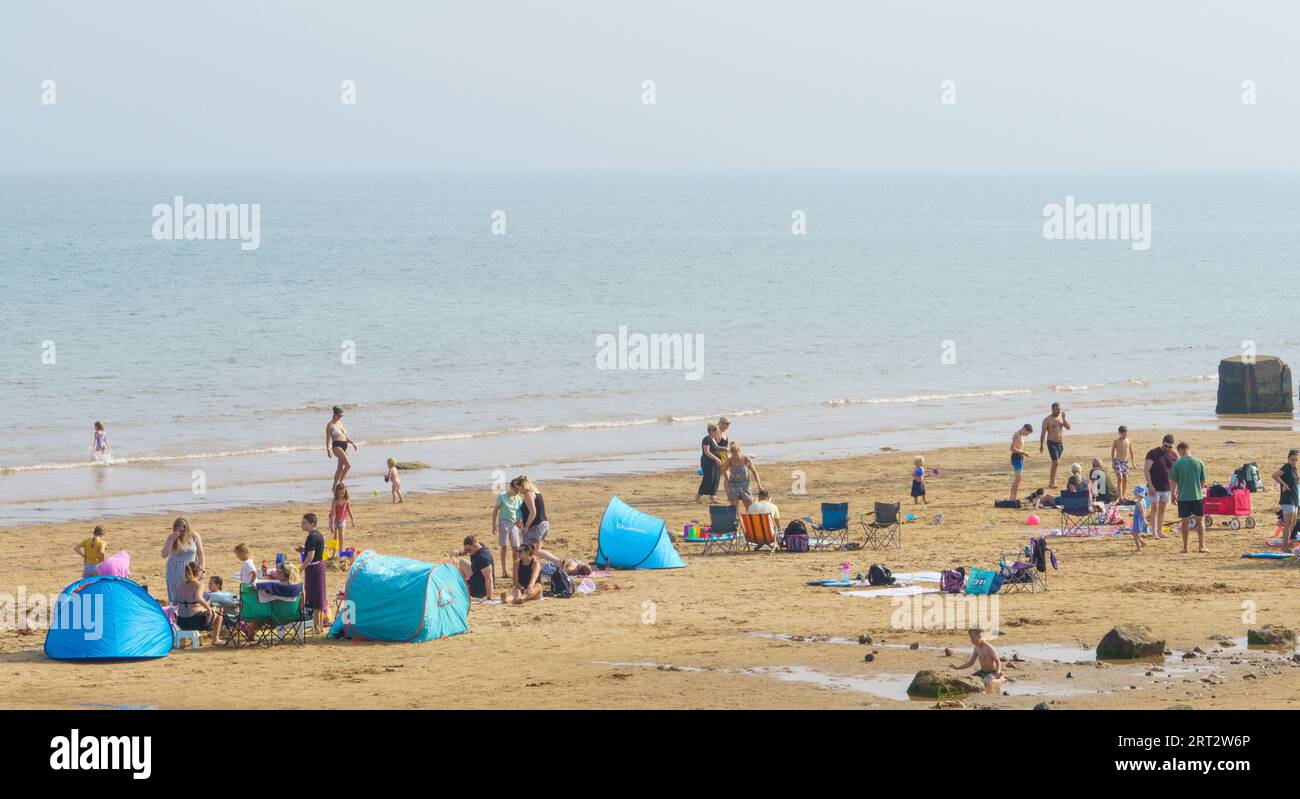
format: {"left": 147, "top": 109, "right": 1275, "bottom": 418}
{"left": 2, "top": 171, "right": 1297, "bottom": 525}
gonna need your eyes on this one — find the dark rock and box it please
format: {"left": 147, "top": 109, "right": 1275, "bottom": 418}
{"left": 1097, "top": 624, "right": 1166, "bottom": 660}
{"left": 1216, "top": 355, "right": 1294, "bottom": 414}
{"left": 909, "top": 642, "right": 919, "bottom": 650}
{"left": 393, "top": 461, "right": 431, "bottom": 471}
{"left": 1247, "top": 625, "right": 1296, "bottom": 646}
{"left": 1166, "top": 704, "right": 1194, "bottom": 710}
{"left": 863, "top": 653, "right": 875, "bottom": 663}
{"left": 906, "top": 670, "right": 984, "bottom": 699}
{"left": 858, "top": 634, "right": 869, "bottom": 645}
{"left": 943, "top": 647, "right": 953, "bottom": 657}
{"left": 1033, "top": 701, "right": 1050, "bottom": 710}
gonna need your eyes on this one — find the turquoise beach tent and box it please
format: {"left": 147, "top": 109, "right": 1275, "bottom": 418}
{"left": 329, "top": 550, "right": 469, "bottom": 642}
{"left": 44, "top": 576, "right": 173, "bottom": 660}
{"left": 593, "top": 497, "right": 685, "bottom": 570}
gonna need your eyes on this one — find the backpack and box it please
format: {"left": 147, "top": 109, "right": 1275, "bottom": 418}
{"left": 939, "top": 568, "right": 965, "bottom": 593}
{"left": 783, "top": 520, "right": 810, "bottom": 552}
{"left": 866, "top": 564, "right": 895, "bottom": 586}
{"left": 1236, "top": 463, "right": 1262, "bottom": 492}
{"left": 994, "top": 499, "right": 1023, "bottom": 509}
{"left": 546, "top": 567, "right": 573, "bottom": 598}
{"left": 1208, "top": 483, "right": 1231, "bottom": 498}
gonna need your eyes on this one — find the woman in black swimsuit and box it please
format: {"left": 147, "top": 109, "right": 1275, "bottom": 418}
{"left": 326, "top": 406, "right": 357, "bottom": 487}
{"left": 507, "top": 543, "right": 543, "bottom": 605}
{"left": 174, "top": 562, "right": 225, "bottom": 644}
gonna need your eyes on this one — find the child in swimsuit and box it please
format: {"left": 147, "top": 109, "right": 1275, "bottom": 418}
{"left": 911, "top": 456, "right": 927, "bottom": 504}
{"left": 385, "top": 458, "right": 403, "bottom": 503}
{"left": 91, "top": 421, "right": 109, "bottom": 461}
{"left": 329, "top": 483, "right": 355, "bottom": 553}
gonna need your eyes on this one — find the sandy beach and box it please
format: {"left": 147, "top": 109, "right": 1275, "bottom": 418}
{"left": 5, "top": 429, "right": 1300, "bottom": 710}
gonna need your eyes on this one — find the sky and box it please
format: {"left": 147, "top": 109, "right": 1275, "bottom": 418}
{"left": 1, "top": 1, "right": 1297, "bottom": 171}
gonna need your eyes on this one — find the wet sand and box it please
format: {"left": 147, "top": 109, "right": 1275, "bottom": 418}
{"left": 4, "top": 430, "right": 1300, "bottom": 709}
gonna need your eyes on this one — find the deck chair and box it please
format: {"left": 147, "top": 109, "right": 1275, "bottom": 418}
{"left": 803, "top": 502, "right": 853, "bottom": 550}
{"left": 860, "top": 502, "right": 902, "bottom": 549}
{"left": 224, "top": 583, "right": 309, "bottom": 648}
{"left": 1057, "top": 490, "right": 1104, "bottom": 536}
{"left": 740, "top": 513, "right": 779, "bottom": 553}
{"left": 997, "top": 537, "right": 1057, "bottom": 593}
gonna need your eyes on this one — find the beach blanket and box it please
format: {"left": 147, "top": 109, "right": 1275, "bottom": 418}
{"left": 1241, "top": 552, "right": 1294, "bottom": 559}
{"left": 838, "top": 585, "right": 940, "bottom": 599}
{"left": 806, "top": 571, "right": 942, "bottom": 588}
{"left": 1044, "top": 526, "right": 1130, "bottom": 538}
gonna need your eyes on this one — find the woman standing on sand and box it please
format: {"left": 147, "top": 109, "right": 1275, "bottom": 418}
{"left": 512, "top": 476, "right": 549, "bottom": 550}
{"left": 725, "top": 441, "right": 763, "bottom": 513}
{"left": 326, "top": 406, "right": 357, "bottom": 487}
{"left": 697, "top": 423, "right": 724, "bottom": 503}
{"left": 161, "top": 517, "right": 205, "bottom": 604}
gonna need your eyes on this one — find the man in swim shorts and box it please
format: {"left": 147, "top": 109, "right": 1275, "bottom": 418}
{"left": 1110, "top": 425, "right": 1135, "bottom": 502}
{"left": 1009, "top": 423, "right": 1032, "bottom": 501}
{"left": 1039, "top": 402, "right": 1070, "bottom": 488}
{"left": 950, "top": 627, "right": 1004, "bottom": 690}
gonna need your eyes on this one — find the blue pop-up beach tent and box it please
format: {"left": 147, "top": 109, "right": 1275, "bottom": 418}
{"left": 44, "top": 576, "right": 173, "bottom": 660}
{"left": 329, "top": 550, "right": 469, "bottom": 642}
{"left": 593, "top": 497, "right": 685, "bottom": 569}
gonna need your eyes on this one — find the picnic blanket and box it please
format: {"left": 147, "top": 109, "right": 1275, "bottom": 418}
{"left": 1241, "top": 552, "right": 1294, "bottom": 559}
{"left": 807, "top": 571, "right": 941, "bottom": 588}
{"left": 1044, "top": 526, "right": 1131, "bottom": 538}
{"left": 838, "top": 585, "right": 940, "bottom": 599}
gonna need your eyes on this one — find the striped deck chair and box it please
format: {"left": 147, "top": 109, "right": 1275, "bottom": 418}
{"left": 740, "top": 513, "right": 779, "bottom": 553}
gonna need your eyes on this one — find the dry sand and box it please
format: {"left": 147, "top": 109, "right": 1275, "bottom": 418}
{"left": 4, "top": 430, "right": 1300, "bottom": 709}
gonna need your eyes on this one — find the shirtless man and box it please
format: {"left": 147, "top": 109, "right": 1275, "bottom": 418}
{"left": 950, "top": 627, "right": 1004, "bottom": 690}
{"left": 1009, "top": 424, "right": 1032, "bottom": 500}
{"left": 1109, "top": 425, "right": 1135, "bottom": 502}
{"left": 1039, "top": 403, "right": 1070, "bottom": 488}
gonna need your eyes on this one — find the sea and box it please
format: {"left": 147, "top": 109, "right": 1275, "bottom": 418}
{"left": 2, "top": 170, "right": 1298, "bottom": 526}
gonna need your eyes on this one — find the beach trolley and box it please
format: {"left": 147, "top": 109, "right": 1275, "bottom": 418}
{"left": 1202, "top": 487, "right": 1254, "bottom": 530}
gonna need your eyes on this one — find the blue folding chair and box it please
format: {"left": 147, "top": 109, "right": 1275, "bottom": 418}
{"left": 1057, "top": 491, "right": 1103, "bottom": 536}
{"left": 680, "top": 505, "right": 740, "bottom": 555}
{"left": 803, "top": 502, "right": 853, "bottom": 550}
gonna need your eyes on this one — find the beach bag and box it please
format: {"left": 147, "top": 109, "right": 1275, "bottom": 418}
{"left": 784, "top": 532, "right": 809, "bottom": 553}
{"left": 994, "top": 499, "right": 1022, "bottom": 509}
{"left": 866, "top": 564, "right": 895, "bottom": 586}
{"left": 546, "top": 567, "right": 574, "bottom": 598}
{"left": 1208, "top": 483, "right": 1231, "bottom": 498}
{"left": 965, "top": 568, "right": 1003, "bottom": 595}
{"left": 939, "top": 568, "right": 965, "bottom": 593}
{"left": 1236, "top": 463, "right": 1262, "bottom": 492}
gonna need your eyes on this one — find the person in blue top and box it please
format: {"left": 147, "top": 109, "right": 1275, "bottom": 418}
{"left": 911, "top": 456, "right": 927, "bottom": 504}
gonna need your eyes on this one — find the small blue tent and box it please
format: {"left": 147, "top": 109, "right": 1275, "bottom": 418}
{"left": 593, "top": 497, "right": 685, "bottom": 570}
{"left": 329, "top": 550, "right": 469, "bottom": 642}
{"left": 44, "top": 576, "right": 173, "bottom": 660}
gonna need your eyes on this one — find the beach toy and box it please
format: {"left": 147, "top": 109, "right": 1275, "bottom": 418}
{"left": 931, "top": 468, "right": 940, "bottom": 476}
{"left": 1026, "top": 514, "right": 1041, "bottom": 526}
{"left": 697, "top": 469, "right": 703, "bottom": 476}
{"left": 931, "top": 513, "right": 944, "bottom": 525}
{"left": 373, "top": 488, "right": 380, "bottom": 496}
{"left": 905, "top": 513, "right": 916, "bottom": 522}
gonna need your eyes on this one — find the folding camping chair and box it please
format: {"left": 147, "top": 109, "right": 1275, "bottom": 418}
{"left": 740, "top": 513, "right": 779, "bottom": 553}
{"left": 694, "top": 505, "right": 742, "bottom": 555}
{"left": 997, "top": 537, "right": 1057, "bottom": 593}
{"left": 223, "top": 583, "right": 309, "bottom": 648}
{"left": 803, "top": 502, "right": 854, "bottom": 550}
{"left": 1056, "top": 490, "right": 1104, "bottom": 536}
{"left": 859, "top": 501, "right": 902, "bottom": 549}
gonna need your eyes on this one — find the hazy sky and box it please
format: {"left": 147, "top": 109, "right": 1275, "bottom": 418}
{"left": 2, "top": 1, "right": 1296, "bottom": 171}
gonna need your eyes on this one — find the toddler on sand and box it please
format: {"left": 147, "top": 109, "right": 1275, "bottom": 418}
{"left": 911, "top": 456, "right": 927, "bottom": 505}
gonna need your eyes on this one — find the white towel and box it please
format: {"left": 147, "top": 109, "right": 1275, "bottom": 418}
{"left": 839, "top": 585, "right": 940, "bottom": 599}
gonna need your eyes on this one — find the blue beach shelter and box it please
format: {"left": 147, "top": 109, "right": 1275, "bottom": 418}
{"left": 44, "top": 576, "right": 173, "bottom": 660}
{"left": 329, "top": 550, "right": 469, "bottom": 642}
{"left": 593, "top": 497, "right": 685, "bottom": 570}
